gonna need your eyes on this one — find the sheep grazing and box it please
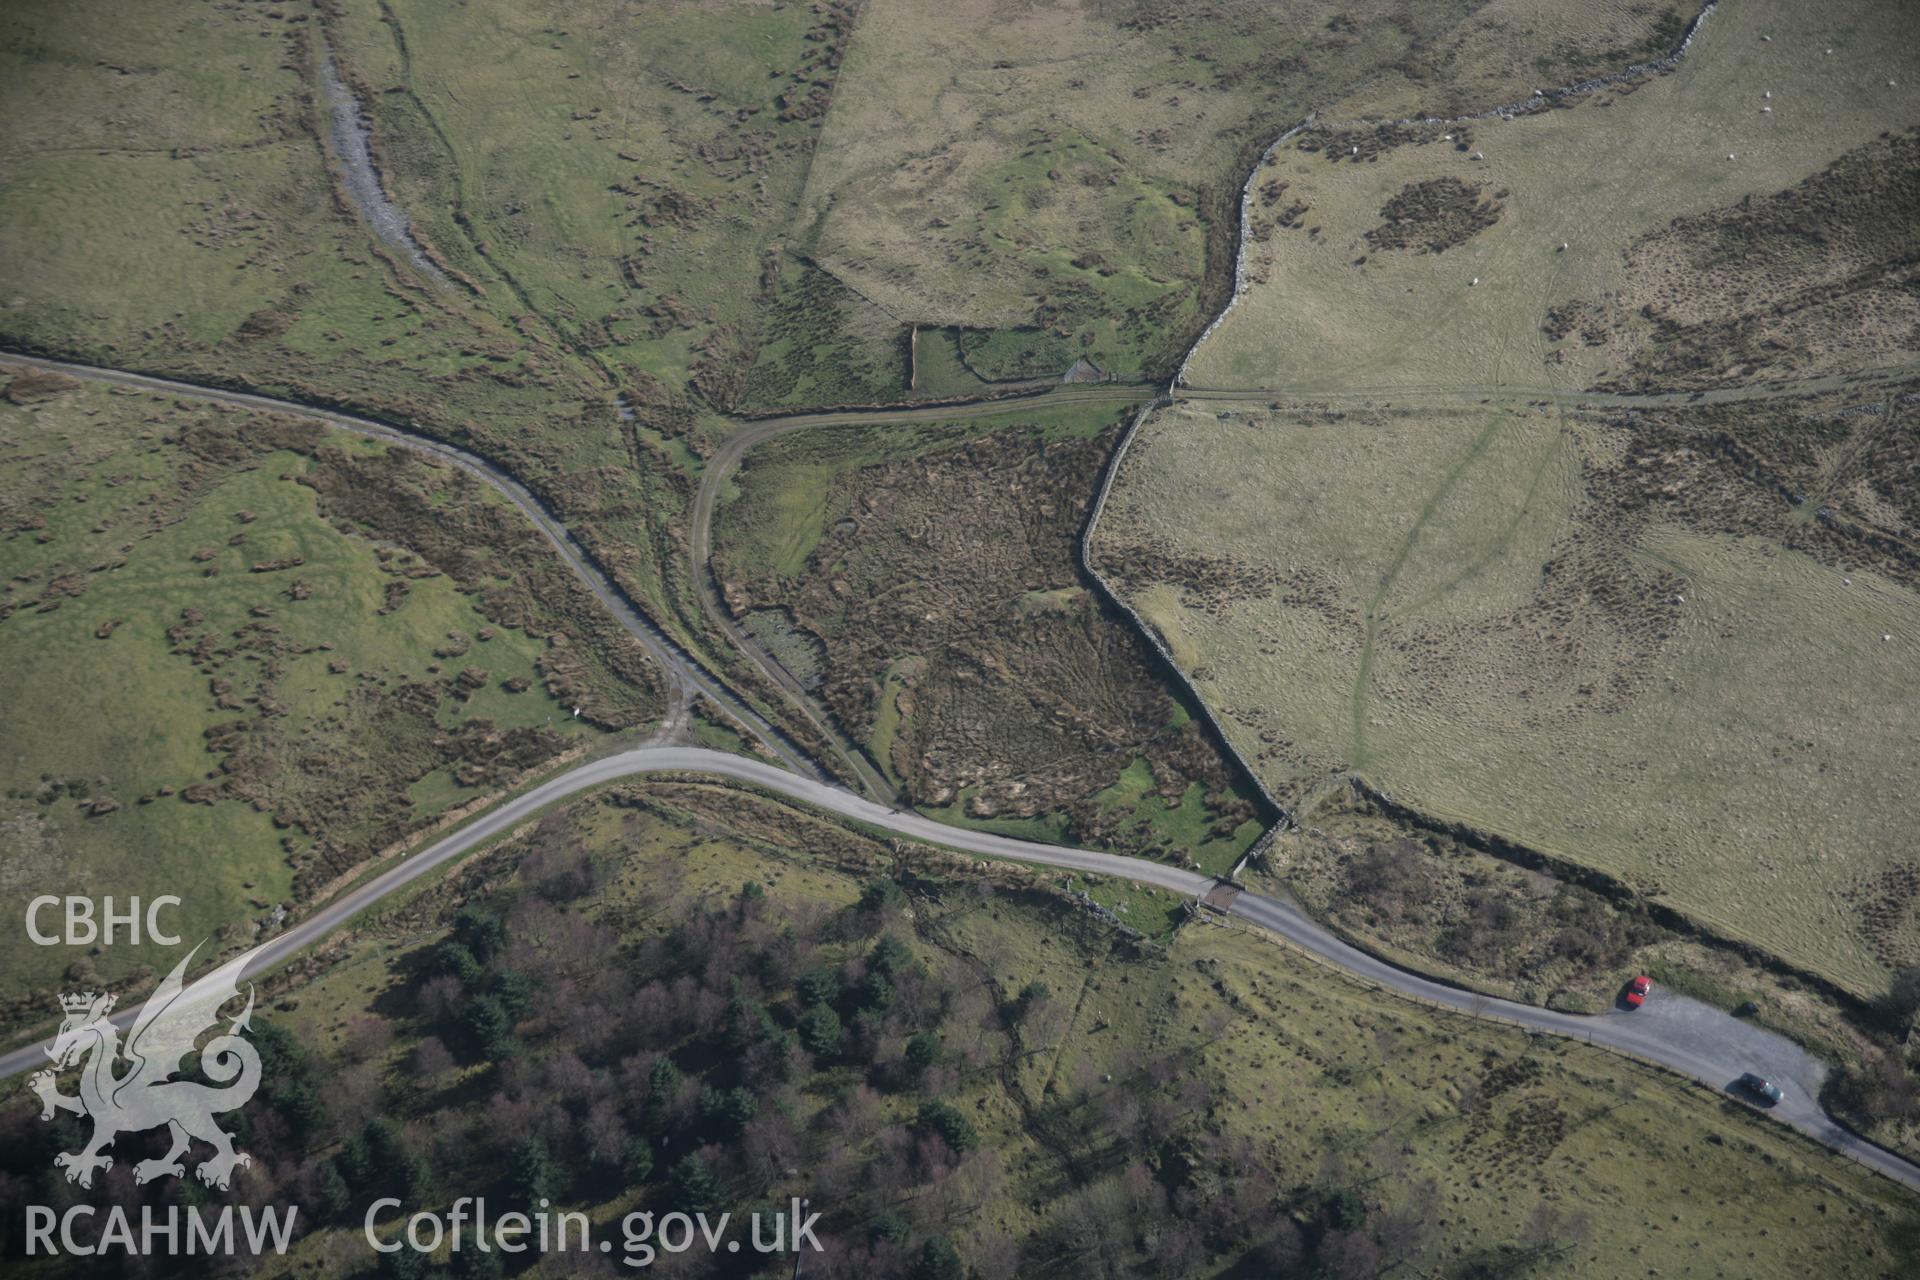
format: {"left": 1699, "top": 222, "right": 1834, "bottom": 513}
{"left": 1472, "top": 150, "right": 1485, "bottom": 160}
{"left": 1761, "top": 106, "right": 1772, "bottom": 113}
{"left": 1764, "top": 90, "right": 1772, "bottom": 98}
{"left": 1469, "top": 276, "right": 1480, "bottom": 286}
{"left": 1728, "top": 153, "right": 1737, "bottom": 160}
{"left": 1350, "top": 145, "right": 1359, "bottom": 155}
{"left": 1558, "top": 242, "right": 1569, "bottom": 252}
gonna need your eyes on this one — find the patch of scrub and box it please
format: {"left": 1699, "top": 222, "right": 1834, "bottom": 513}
{"left": 739, "top": 607, "right": 827, "bottom": 691}
{"left": 953, "top": 327, "right": 1079, "bottom": 382}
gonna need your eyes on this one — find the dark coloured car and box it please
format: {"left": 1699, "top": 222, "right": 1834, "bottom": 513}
{"left": 1737, "top": 1072, "right": 1784, "bottom": 1105}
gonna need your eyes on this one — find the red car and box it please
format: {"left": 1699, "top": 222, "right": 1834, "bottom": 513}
{"left": 1624, "top": 975, "right": 1653, "bottom": 1008}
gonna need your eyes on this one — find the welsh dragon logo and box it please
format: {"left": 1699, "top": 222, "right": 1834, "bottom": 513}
{"left": 29, "top": 942, "right": 263, "bottom": 1191}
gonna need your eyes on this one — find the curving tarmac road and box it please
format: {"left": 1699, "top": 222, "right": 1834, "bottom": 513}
{"left": 1, "top": 742, "right": 1915, "bottom": 1193}
{"left": 7, "top": 359, "right": 1919, "bottom": 1195}
{"left": 10, "top": 0, "right": 1919, "bottom": 1205}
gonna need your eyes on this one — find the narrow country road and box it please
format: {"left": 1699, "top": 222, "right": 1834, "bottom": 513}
{"left": 9, "top": 0, "right": 1916, "bottom": 1229}
{"left": 2, "top": 745, "right": 1914, "bottom": 1193}
{"left": 7, "top": 358, "right": 1919, "bottom": 1196}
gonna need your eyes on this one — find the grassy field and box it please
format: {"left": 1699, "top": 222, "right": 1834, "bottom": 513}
{"left": 0, "top": 379, "right": 617, "bottom": 1008}
{"left": 791, "top": 0, "right": 1495, "bottom": 381}
{"left": 1188, "top": 0, "right": 1920, "bottom": 392}
{"left": 1095, "top": 0, "right": 1920, "bottom": 997}
{"left": 0, "top": 0, "right": 614, "bottom": 458}
{"left": 10, "top": 779, "right": 1909, "bottom": 1277}
{"left": 324, "top": 0, "right": 846, "bottom": 400}
{"left": 711, "top": 404, "right": 1266, "bottom": 874}
{"left": 1095, "top": 393, "right": 1920, "bottom": 997}
{"left": 0, "top": 0, "right": 716, "bottom": 658}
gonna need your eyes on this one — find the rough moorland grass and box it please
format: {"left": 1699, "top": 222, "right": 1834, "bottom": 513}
{"left": 714, "top": 403, "right": 1123, "bottom": 585}
{"left": 740, "top": 255, "right": 913, "bottom": 410}
{"left": 0, "top": 384, "right": 593, "bottom": 1000}
{"left": 792, "top": 0, "right": 1498, "bottom": 380}
{"left": 712, "top": 404, "right": 1265, "bottom": 873}
{"left": 1324, "top": 0, "right": 1695, "bottom": 119}
{"left": 0, "top": 1, "right": 612, "bottom": 458}
{"left": 220, "top": 784, "right": 1913, "bottom": 1277}
{"left": 326, "top": 0, "right": 843, "bottom": 399}
{"left": 1095, "top": 398, "right": 1920, "bottom": 996}
{"left": 0, "top": 1, "right": 707, "bottom": 652}
{"left": 1189, "top": 0, "right": 1920, "bottom": 392}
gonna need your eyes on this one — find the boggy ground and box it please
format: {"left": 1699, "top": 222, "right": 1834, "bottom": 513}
{"left": 5, "top": 780, "right": 1910, "bottom": 1278}
{"left": 711, "top": 408, "right": 1265, "bottom": 879}
{"left": 0, "top": 375, "right": 658, "bottom": 1019}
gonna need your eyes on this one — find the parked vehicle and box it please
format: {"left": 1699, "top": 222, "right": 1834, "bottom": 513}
{"left": 1624, "top": 975, "right": 1653, "bottom": 1008}
{"left": 1736, "top": 1072, "right": 1783, "bottom": 1105}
